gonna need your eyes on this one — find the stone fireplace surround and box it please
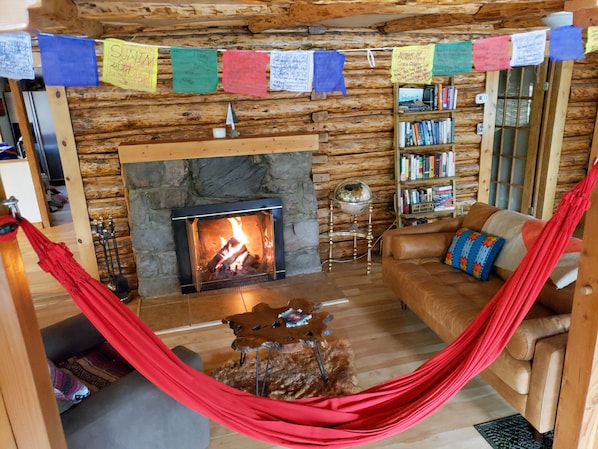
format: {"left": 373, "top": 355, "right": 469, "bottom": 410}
{"left": 123, "top": 145, "right": 322, "bottom": 298}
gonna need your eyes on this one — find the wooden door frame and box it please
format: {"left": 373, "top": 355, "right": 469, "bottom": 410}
{"left": 534, "top": 61, "right": 574, "bottom": 219}
{"left": 478, "top": 61, "right": 573, "bottom": 218}
{"left": 7, "top": 80, "right": 51, "bottom": 228}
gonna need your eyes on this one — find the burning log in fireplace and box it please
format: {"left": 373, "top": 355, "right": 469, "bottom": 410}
{"left": 205, "top": 219, "right": 264, "bottom": 281}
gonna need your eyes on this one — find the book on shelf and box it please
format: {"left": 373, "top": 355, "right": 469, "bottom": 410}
{"left": 432, "top": 184, "right": 455, "bottom": 212}
{"left": 399, "top": 151, "right": 455, "bottom": 181}
{"left": 398, "top": 118, "right": 453, "bottom": 147}
{"left": 399, "top": 84, "right": 458, "bottom": 111}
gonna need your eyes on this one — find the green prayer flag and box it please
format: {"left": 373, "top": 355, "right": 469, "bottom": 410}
{"left": 432, "top": 41, "right": 473, "bottom": 76}
{"left": 171, "top": 47, "right": 218, "bottom": 94}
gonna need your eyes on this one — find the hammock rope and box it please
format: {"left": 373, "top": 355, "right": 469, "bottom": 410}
{"left": 9, "top": 163, "right": 598, "bottom": 448}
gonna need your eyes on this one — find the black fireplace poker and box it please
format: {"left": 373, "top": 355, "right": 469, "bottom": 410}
{"left": 92, "top": 216, "right": 132, "bottom": 303}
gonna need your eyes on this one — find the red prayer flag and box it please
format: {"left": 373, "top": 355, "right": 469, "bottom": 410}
{"left": 222, "top": 50, "right": 269, "bottom": 97}
{"left": 473, "top": 35, "right": 511, "bottom": 72}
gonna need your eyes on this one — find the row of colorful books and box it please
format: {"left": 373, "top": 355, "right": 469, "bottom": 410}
{"left": 399, "top": 184, "right": 455, "bottom": 215}
{"left": 399, "top": 151, "right": 455, "bottom": 181}
{"left": 424, "top": 84, "right": 458, "bottom": 111}
{"left": 398, "top": 118, "right": 453, "bottom": 147}
{"left": 397, "top": 84, "right": 458, "bottom": 112}
{"left": 432, "top": 184, "right": 455, "bottom": 212}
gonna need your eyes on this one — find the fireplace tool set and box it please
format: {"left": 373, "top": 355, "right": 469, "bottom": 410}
{"left": 92, "top": 217, "right": 131, "bottom": 303}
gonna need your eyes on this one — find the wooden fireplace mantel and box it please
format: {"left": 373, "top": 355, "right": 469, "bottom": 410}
{"left": 118, "top": 134, "right": 319, "bottom": 164}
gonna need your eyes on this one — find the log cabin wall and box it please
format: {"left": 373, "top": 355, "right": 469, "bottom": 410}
{"left": 556, "top": 50, "right": 598, "bottom": 209}
{"left": 61, "top": 28, "right": 596, "bottom": 296}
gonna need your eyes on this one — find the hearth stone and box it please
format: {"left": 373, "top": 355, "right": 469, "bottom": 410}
{"left": 125, "top": 152, "right": 322, "bottom": 298}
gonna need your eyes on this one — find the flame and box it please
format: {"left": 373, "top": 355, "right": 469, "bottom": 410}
{"left": 229, "top": 217, "right": 248, "bottom": 244}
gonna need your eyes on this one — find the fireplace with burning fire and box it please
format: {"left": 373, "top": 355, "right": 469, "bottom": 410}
{"left": 171, "top": 198, "right": 285, "bottom": 293}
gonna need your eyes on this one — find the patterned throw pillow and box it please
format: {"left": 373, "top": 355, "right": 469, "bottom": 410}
{"left": 444, "top": 227, "right": 506, "bottom": 281}
{"left": 59, "top": 341, "right": 134, "bottom": 393}
{"left": 48, "top": 359, "right": 90, "bottom": 413}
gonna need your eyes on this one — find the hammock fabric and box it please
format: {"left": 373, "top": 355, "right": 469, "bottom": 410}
{"left": 9, "top": 163, "right": 598, "bottom": 448}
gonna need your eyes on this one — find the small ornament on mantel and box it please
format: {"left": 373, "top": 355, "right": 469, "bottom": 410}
{"left": 226, "top": 102, "right": 240, "bottom": 138}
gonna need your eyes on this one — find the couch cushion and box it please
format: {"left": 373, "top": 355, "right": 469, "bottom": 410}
{"left": 482, "top": 209, "right": 581, "bottom": 289}
{"left": 389, "top": 232, "right": 455, "bottom": 260}
{"left": 383, "top": 258, "right": 547, "bottom": 395}
{"left": 461, "top": 202, "right": 500, "bottom": 231}
{"left": 444, "top": 228, "right": 505, "bottom": 281}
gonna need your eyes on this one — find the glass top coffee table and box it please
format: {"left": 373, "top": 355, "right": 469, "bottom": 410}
{"left": 222, "top": 297, "right": 334, "bottom": 396}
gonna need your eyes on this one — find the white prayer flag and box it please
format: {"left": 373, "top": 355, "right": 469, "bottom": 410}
{"left": 510, "top": 30, "right": 547, "bottom": 67}
{"left": 269, "top": 50, "right": 314, "bottom": 92}
{"left": 0, "top": 32, "right": 34, "bottom": 80}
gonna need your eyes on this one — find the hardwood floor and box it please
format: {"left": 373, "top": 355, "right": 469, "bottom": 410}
{"left": 22, "top": 217, "right": 514, "bottom": 448}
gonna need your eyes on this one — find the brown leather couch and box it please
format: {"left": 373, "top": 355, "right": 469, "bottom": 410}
{"left": 382, "top": 202, "right": 575, "bottom": 434}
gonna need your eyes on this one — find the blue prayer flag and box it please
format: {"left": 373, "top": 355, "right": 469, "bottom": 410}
{"left": 313, "top": 51, "right": 346, "bottom": 96}
{"left": 38, "top": 33, "right": 99, "bottom": 86}
{"left": 549, "top": 26, "right": 585, "bottom": 61}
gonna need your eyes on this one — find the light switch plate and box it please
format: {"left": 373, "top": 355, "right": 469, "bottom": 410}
{"left": 475, "top": 93, "right": 488, "bottom": 104}
{"left": 476, "top": 123, "right": 484, "bottom": 135}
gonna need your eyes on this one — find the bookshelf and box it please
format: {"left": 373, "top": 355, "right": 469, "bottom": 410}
{"left": 394, "top": 82, "right": 458, "bottom": 227}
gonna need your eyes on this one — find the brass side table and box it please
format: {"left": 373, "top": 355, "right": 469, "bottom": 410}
{"left": 327, "top": 198, "right": 373, "bottom": 275}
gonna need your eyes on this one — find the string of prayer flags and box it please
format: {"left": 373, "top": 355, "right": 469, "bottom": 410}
{"left": 586, "top": 26, "right": 598, "bottom": 54}
{"left": 432, "top": 41, "right": 473, "bottom": 76}
{"left": 102, "top": 38, "right": 158, "bottom": 93}
{"left": 270, "top": 50, "right": 314, "bottom": 92}
{"left": 222, "top": 50, "right": 269, "bottom": 97}
{"left": 549, "top": 26, "right": 585, "bottom": 61}
{"left": 313, "top": 50, "right": 346, "bottom": 96}
{"left": 0, "top": 32, "right": 34, "bottom": 80}
{"left": 171, "top": 47, "right": 218, "bottom": 94}
{"left": 472, "top": 35, "right": 511, "bottom": 72}
{"left": 510, "top": 30, "right": 546, "bottom": 67}
{"left": 391, "top": 44, "right": 434, "bottom": 84}
{"left": 38, "top": 34, "right": 99, "bottom": 87}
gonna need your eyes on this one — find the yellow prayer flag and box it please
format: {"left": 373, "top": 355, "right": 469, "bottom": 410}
{"left": 586, "top": 27, "right": 598, "bottom": 54}
{"left": 391, "top": 44, "right": 434, "bottom": 84}
{"left": 102, "top": 38, "right": 158, "bottom": 92}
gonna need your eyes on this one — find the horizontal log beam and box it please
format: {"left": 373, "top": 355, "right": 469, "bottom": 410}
{"left": 248, "top": 2, "right": 396, "bottom": 33}
{"left": 118, "top": 134, "right": 319, "bottom": 164}
{"left": 28, "top": 0, "right": 103, "bottom": 37}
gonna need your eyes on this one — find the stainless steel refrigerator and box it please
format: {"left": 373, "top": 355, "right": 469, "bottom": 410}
{"left": 3, "top": 89, "right": 63, "bottom": 185}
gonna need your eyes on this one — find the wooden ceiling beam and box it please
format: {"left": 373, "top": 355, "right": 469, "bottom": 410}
{"left": 475, "top": 0, "right": 565, "bottom": 20}
{"left": 76, "top": 2, "right": 284, "bottom": 22}
{"left": 381, "top": 13, "right": 476, "bottom": 33}
{"left": 248, "top": 2, "right": 402, "bottom": 33}
{"left": 28, "top": 0, "right": 104, "bottom": 37}
{"left": 382, "top": 0, "right": 563, "bottom": 32}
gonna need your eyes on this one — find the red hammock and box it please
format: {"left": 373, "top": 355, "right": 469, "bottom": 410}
{"left": 10, "top": 163, "right": 598, "bottom": 448}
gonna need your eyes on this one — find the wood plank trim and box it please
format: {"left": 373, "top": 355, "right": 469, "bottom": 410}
{"left": 553, "top": 181, "right": 598, "bottom": 449}
{"left": 118, "top": 134, "right": 320, "bottom": 164}
{"left": 0, "top": 184, "right": 67, "bottom": 449}
{"left": 45, "top": 87, "right": 99, "bottom": 278}
{"left": 477, "top": 70, "right": 499, "bottom": 203}
{"left": 7, "top": 80, "right": 51, "bottom": 228}
{"left": 535, "top": 61, "right": 573, "bottom": 219}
